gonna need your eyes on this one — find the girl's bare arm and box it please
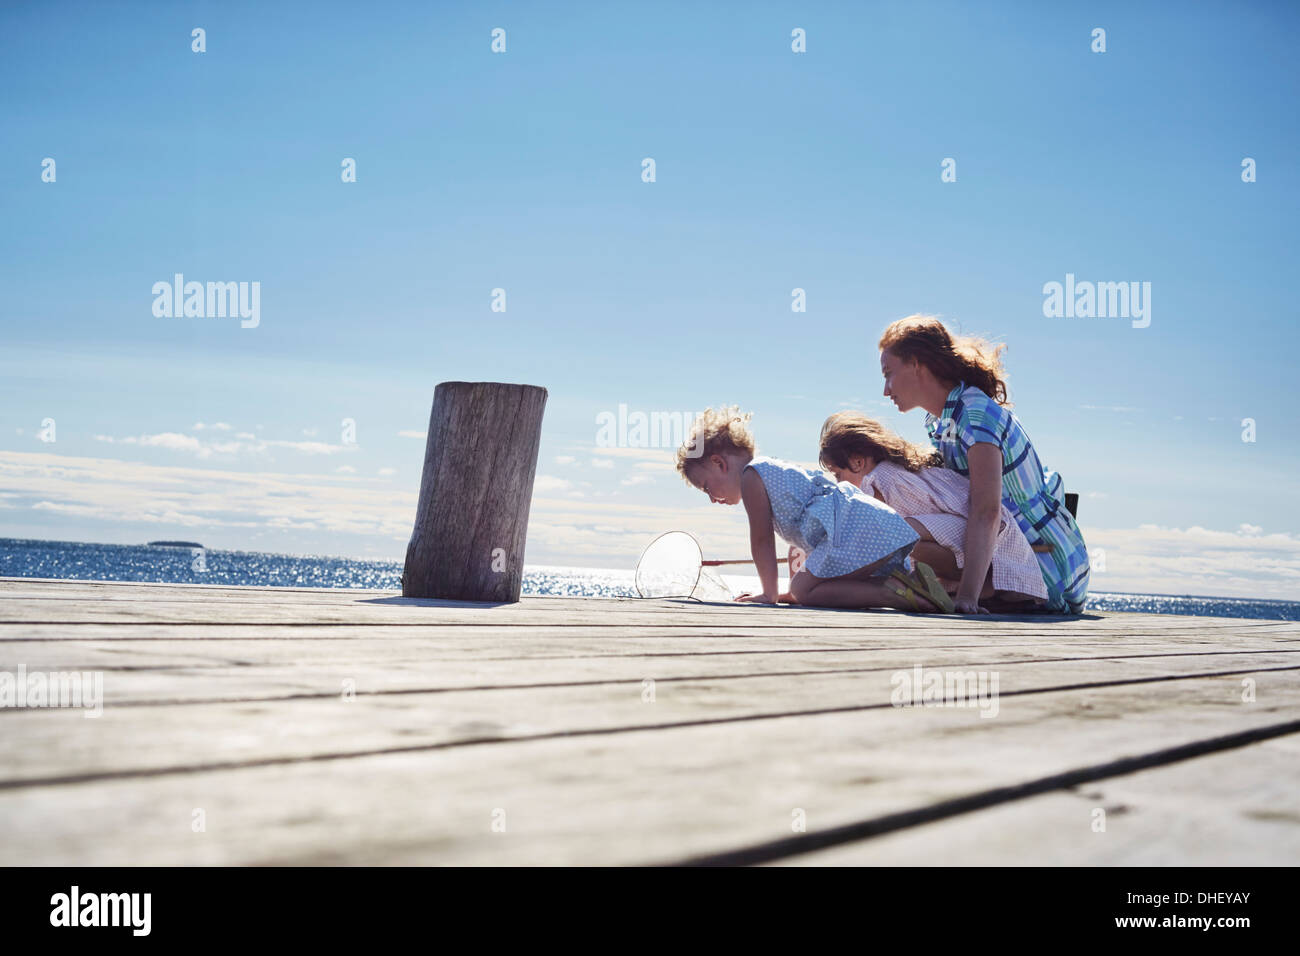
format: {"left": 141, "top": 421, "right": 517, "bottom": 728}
{"left": 740, "top": 467, "right": 779, "bottom": 602}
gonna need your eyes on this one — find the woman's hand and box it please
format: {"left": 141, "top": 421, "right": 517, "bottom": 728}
{"left": 736, "top": 592, "right": 778, "bottom": 604}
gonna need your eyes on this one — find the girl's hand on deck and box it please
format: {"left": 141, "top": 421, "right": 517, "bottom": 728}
{"left": 953, "top": 595, "right": 988, "bottom": 614}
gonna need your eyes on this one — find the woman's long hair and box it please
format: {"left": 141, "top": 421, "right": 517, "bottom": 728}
{"left": 878, "top": 314, "right": 1010, "bottom": 406}
{"left": 819, "top": 412, "right": 941, "bottom": 474}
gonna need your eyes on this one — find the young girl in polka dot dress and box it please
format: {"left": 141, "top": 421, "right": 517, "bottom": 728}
{"left": 675, "top": 406, "right": 954, "bottom": 612}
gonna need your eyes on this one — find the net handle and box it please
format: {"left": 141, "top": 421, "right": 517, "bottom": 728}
{"left": 701, "top": 557, "right": 790, "bottom": 567}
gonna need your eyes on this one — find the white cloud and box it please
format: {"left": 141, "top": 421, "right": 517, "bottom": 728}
{"left": 193, "top": 422, "right": 233, "bottom": 431}
{"left": 555, "top": 455, "right": 576, "bottom": 465}
{"left": 1083, "top": 523, "right": 1300, "bottom": 599}
{"left": 580, "top": 446, "right": 674, "bottom": 462}
{"left": 126, "top": 432, "right": 203, "bottom": 452}
{"left": 591, "top": 458, "right": 614, "bottom": 469}
{"left": 377, "top": 467, "right": 396, "bottom": 477}
{"left": 269, "top": 440, "right": 348, "bottom": 455}
{"left": 397, "top": 430, "right": 426, "bottom": 439}
{"left": 2, "top": 450, "right": 413, "bottom": 541}
{"left": 533, "top": 475, "right": 573, "bottom": 493}
{"left": 621, "top": 474, "right": 654, "bottom": 486}
{"left": 336, "top": 466, "right": 357, "bottom": 474}
{"left": 302, "top": 427, "right": 319, "bottom": 437}
{"left": 96, "top": 432, "right": 352, "bottom": 459}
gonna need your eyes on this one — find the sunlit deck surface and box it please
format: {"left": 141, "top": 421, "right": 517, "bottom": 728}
{"left": 2, "top": 576, "right": 1298, "bottom": 866}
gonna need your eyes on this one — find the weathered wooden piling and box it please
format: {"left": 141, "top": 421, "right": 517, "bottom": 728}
{"left": 402, "top": 381, "right": 548, "bottom": 602}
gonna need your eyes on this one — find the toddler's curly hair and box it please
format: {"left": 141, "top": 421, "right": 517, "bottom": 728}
{"left": 675, "top": 405, "right": 756, "bottom": 482}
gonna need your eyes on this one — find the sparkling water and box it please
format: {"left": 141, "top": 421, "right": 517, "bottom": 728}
{"left": 0, "top": 538, "right": 1295, "bottom": 620}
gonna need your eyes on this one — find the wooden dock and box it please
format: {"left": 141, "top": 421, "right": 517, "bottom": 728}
{"left": 2, "top": 576, "right": 1298, "bottom": 866}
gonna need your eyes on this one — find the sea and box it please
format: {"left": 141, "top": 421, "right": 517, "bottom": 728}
{"left": 1, "top": 537, "right": 1295, "bottom": 620}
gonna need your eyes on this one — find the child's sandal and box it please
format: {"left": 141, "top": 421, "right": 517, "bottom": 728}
{"left": 887, "top": 577, "right": 929, "bottom": 612}
{"left": 912, "top": 561, "right": 957, "bottom": 613}
{"left": 888, "top": 565, "right": 955, "bottom": 614}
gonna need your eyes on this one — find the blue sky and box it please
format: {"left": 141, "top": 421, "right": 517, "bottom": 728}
{"left": 2, "top": 1, "right": 1298, "bottom": 598}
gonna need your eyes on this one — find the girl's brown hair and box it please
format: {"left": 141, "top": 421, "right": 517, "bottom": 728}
{"left": 819, "top": 411, "right": 941, "bottom": 474}
{"left": 878, "top": 314, "right": 1011, "bottom": 406}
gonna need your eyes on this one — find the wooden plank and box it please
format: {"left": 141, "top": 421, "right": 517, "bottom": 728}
{"left": 2, "top": 651, "right": 1295, "bottom": 786}
{"left": 771, "top": 734, "right": 1300, "bottom": 866}
{"left": 10, "top": 634, "right": 1298, "bottom": 671}
{"left": 0, "top": 679, "right": 1295, "bottom": 865}
{"left": 3, "top": 642, "right": 1299, "bottom": 706}
{"left": 8, "top": 577, "right": 1285, "bottom": 631}
{"left": 1, "top": 594, "right": 1288, "bottom": 637}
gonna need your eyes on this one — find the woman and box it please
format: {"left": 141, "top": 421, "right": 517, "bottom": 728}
{"left": 878, "top": 315, "right": 1089, "bottom": 614}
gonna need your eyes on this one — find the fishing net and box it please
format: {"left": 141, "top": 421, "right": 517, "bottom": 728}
{"left": 633, "top": 531, "right": 735, "bottom": 601}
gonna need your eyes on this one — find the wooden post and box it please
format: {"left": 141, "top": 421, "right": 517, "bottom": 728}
{"left": 402, "top": 382, "right": 548, "bottom": 602}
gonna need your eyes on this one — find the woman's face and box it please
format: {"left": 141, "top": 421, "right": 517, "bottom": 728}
{"left": 880, "top": 349, "right": 922, "bottom": 412}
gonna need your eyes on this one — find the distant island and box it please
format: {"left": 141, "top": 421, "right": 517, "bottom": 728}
{"left": 147, "top": 541, "right": 205, "bottom": 549}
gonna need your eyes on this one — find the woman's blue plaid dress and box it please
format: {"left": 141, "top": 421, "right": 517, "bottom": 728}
{"left": 925, "top": 383, "right": 1090, "bottom": 613}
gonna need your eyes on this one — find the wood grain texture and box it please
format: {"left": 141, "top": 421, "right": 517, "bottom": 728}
{"left": 771, "top": 733, "right": 1300, "bottom": 866}
{"left": 1, "top": 577, "right": 1297, "bottom": 865}
{"left": 402, "top": 382, "right": 547, "bottom": 602}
